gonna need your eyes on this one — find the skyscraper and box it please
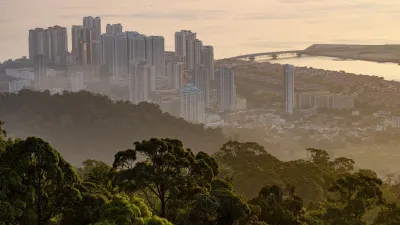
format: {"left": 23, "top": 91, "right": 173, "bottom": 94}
{"left": 46, "top": 26, "right": 68, "bottom": 65}
{"left": 29, "top": 28, "right": 46, "bottom": 60}
{"left": 180, "top": 84, "right": 205, "bottom": 124}
{"left": 166, "top": 61, "right": 183, "bottom": 89}
{"left": 129, "top": 61, "right": 150, "bottom": 104}
{"left": 114, "top": 32, "right": 129, "bottom": 77}
{"left": 83, "top": 16, "right": 102, "bottom": 68}
{"left": 216, "top": 67, "right": 236, "bottom": 111}
{"left": 201, "top": 46, "right": 215, "bottom": 80}
{"left": 71, "top": 25, "right": 92, "bottom": 65}
{"left": 101, "top": 33, "right": 116, "bottom": 74}
{"left": 174, "top": 30, "right": 196, "bottom": 68}
{"left": 106, "top": 24, "right": 123, "bottom": 34}
{"left": 187, "top": 39, "right": 202, "bottom": 70}
{"left": 29, "top": 26, "right": 68, "bottom": 64}
{"left": 283, "top": 64, "right": 295, "bottom": 114}
{"left": 33, "top": 54, "right": 46, "bottom": 86}
{"left": 193, "top": 64, "right": 209, "bottom": 107}
{"left": 83, "top": 16, "right": 101, "bottom": 41}
{"left": 150, "top": 36, "right": 165, "bottom": 77}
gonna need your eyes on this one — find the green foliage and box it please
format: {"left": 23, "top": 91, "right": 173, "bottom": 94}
{"left": 95, "top": 194, "right": 172, "bottom": 225}
{"left": 78, "top": 159, "right": 112, "bottom": 190}
{"left": 0, "top": 137, "right": 80, "bottom": 225}
{"left": 0, "top": 90, "right": 226, "bottom": 164}
{"left": 324, "top": 172, "right": 384, "bottom": 225}
{"left": 249, "top": 185, "right": 306, "bottom": 225}
{"left": 112, "top": 138, "right": 219, "bottom": 221}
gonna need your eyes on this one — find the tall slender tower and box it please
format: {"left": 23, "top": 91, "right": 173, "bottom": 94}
{"left": 283, "top": 64, "right": 295, "bottom": 114}
{"left": 174, "top": 30, "right": 196, "bottom": 68}
{"left": 129, "top": 61, "right": 150, "bottom": 104}
{"left": 29, "top": 28, "right": 46, "bottom": 60}
{"left": 201, "top": 46, "right": 214, "bottom": 80}
{"left": 71, "top": 26, "right": 92, "bottom": 65}
{"left": 193, "top": 64, "right": 209, "bottom": 107}
{"left": 33, "top": 54, "right": 47, "bottom": 86}
{"left": 216, "top": 67, "right": 236, "bottom": 111}
{"left": 83, "top": 16, "right": 102, "bottom": 68}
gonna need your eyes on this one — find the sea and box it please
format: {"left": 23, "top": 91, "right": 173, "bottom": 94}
{"left": 1, "top": 0, "right": 400, "bottom": 80}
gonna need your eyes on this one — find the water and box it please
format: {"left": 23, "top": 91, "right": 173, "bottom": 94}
{"left": 1, "top": 0, "right": 400, "bottom": 79}
{"left": 264, "top": 56, "right": 400, "bottom": 81}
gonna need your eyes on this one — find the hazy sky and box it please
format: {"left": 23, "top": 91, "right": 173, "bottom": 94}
{"left": 1, "top": 0, "right": 399, "bottom": 60}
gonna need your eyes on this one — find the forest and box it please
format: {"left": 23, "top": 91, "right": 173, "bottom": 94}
{"left": 0, "top": 90, "right": 226, "bottom": 165}
{"left": 1, "top": 119, "right": 400, "bottom": 225}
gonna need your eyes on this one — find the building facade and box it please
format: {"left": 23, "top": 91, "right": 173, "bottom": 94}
{"left": 33, "top": 54, "right": 47, "bottom": 86}
{"left": 201, "top": 45, "right": 215, "bottom": 80}
{"left": 283, "top": 64, "right": 295, "bottom": 114}
{"left": 180, "top": 84, "right": 205, "bottom": 124}
{"left": 216, "top": 67, "right": 236, "bottom": 111}
{"left": 129, "top": 61, "right": 150, "bottom": 104}
{"left": 193, "top": 64, "right": 209, "bottom": 107}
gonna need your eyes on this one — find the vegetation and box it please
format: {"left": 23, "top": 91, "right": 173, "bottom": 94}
{"left": 2, "top": 118, "right": 400, "bottom": 225}
{"left": 0, "top": 90, "right": 226, "bottom": 165}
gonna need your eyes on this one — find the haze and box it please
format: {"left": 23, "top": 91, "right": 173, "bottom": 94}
{"left": 1, "top": 0, "right": 400, "bottom": 61}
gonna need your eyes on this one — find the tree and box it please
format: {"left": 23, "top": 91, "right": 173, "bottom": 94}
{"left": 249, "top": 185, "right": 306, "bottom": 225}
{"left": 112, "top": 138, "right": 219, "bottom": 220}
{"left": 95, "top": 194, "right": 172, "bottom": 225}
{"left": 324, "top": 172, "right": 384, "bottom": 225}
{"left": 0, "top": 167, "right": 26, "bottom": 225}
{"left": 374, "top": 203, "right": 400, "bottom": 225}
{"left": 0, "top": 137, "right": 81, "bottom": 225}
{"left": 78, "top": 159, "right": 112, "bottom": 190}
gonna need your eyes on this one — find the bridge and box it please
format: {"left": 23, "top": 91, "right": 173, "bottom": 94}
{"left": 226, "top": 50, "right": 304, "bottom": 62}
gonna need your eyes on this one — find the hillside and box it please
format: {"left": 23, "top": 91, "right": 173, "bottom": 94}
{"left": 0, "top": 90, "right": 227, "bottom": 165}
{"left": 304, "top": 44, "right": 400, "bottom": 63}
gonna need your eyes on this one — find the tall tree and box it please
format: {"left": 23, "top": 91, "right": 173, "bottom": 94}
{"left": 324, "top": 172, "right": 384, "bottom": 225}
{"left": 0, "top": 137, "right": 81, "bottom": 225}
{"left": 112, "top": 138, "right": 219, "bottom": 220}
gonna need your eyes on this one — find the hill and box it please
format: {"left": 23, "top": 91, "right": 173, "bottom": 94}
{"left": 0, "top": 90, "right": 227, "bottom": 165}
{"left": 304, "top": 44, "right": 400, "bottom": 63}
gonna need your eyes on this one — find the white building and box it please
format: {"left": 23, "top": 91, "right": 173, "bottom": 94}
{"left": 205, "top": 114, "right": 224, "bottom": 128}
{"left": 129, "top": 61, "right": 151, "bottom": 104}
{"left": 6, "top": 68, "right": 35, "bottom": 81}
{"left": 216, "top": 67, "right": 236, "bottom": 111}
{"left": 283, "top": 64, "right": 295, "bottom": 114}
{"left": 235, "top": 97, "right": 247, "bottom": 110}
{"left": 8, "top": 80, "right": 31, "bottom": 93}
{"left": 392, "top": 117, "right": 400, "bottom": 129}
{"left": 70, "top": 71, "right": 84, "bottom": 92}
{"left": 180, "top": 84, "right": 205, "bottom": 124}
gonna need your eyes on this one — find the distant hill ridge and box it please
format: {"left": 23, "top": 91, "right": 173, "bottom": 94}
{"left": 0, "top": 90, "right": 226, "bottom": 165}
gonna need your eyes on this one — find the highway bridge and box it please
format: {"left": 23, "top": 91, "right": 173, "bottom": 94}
{"left": 226, "top": 50, "right": 305, "bottom": 61}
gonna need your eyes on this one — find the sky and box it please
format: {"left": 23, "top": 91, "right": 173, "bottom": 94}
{"left": 0, "top": 0, "right": 400, "bottom": 60}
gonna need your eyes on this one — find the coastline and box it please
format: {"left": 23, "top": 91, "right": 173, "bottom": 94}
{"left": 304, "top": 44, "right": 400, "bottom": 64}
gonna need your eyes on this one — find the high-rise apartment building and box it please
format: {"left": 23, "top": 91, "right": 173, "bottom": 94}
{"left": 106, "top": 24, "right": 123, "bottom": 34}
{"left": 201, "top": 46, "right": 214, "bottom": 80}
{"left": 174, "top": 30, "right": 196, "bottom": 68}
{"left": 149, "top": 36, "right": 165, "bottom": 77}
{"left": 166, "top": 61, "right": 183, "bottom": 89}
{"left": 29, "top": 28, "right": 46, "bottom": 60}
{"left": 83, "top": 16, "right": 102, "bottom": 68}
{"left": 129, "top": 61, "right": 150, "bottom": 104}
{"left": 114, "top": 32, "right": 129, "bottom": 77}
{"left": 283, "top": 64, "right": 295, "bottom": 114}
{"left": 101, "top": 33, "right": 116, "bottom": 74}
{"left": 33, "top": 54, "right": 47, "bottom": 86}
{"left": 72, "top": 25, "right": 92, "bottom": 65}
{"left": 216, "top": 67, "right": 236, "bottom": 111}
{"left": 29, "top": 26, "right": 68, "bottom": 64}
{"left": 180, "top": 84, "right": 205, "bottom": 124}
{"left": 83, "top": 16, "right": 101, "bottom": 41}
{"left": 187, "top": 39, "right": 202, "bottom": 70}
{"left": 194, "top": 64, "right": 209, "bottom": 107}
